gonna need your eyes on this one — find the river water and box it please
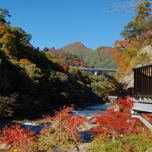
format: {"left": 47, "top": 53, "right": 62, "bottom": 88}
{"left": 0, "top": 103, "right": 112, "bottom": 142}
{"left": 71, "top": 103, "right": 113, "bottom": 117}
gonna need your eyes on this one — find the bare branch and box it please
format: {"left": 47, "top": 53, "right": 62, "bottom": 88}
{"left": 106, "top": 0, "right": 152, "bottom": 13}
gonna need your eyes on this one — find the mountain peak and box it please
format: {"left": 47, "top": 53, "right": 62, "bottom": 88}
{"left": 63, "top": 41, "right": 84, "bottom": 48}
{"left": 74, "top": 41, "right": 82, "bottom": 44}
{"left": 60, "top": 42, "right": 93, "bottom": 58}
{"left": 60, "top": 42, "right": 116, "bottom": 69}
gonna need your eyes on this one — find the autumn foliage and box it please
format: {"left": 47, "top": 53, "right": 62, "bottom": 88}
{"left": 91, "top": 97, "right": 150, "bottom": 140}
{"left": 39, "top": 104, "right": 88, "bottom": 151}
{"left": 113, "top": 39, "right": 137, "bottom": 73}
{"left": 0, "top": 22, "right": 16, "bottom": 51}
{"left": 44, "top": 48, "right": 90, "bottom": 68}
{"left": 0, "top": 124, "right": 37, "bottom": 152}
{"left": 113, "top": 2, "right": 152, "bottom": 75}
{"left": 19, "top": 59, "right": 32, "bottom": 65}
{"left": 2, "top": 99, "right": 152, "bottom": 151}
{"left": 0, "top": 105, "right": 88, "bottom": 151}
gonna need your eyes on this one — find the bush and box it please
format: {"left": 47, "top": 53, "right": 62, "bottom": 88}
{"left": 0, "top": 96, "right": 13, "bottom": 117}
{"left": 0, "top": 124, "right": 37, "bottom": 152}
{"left": 38, "top": 104, "right": 88, "bottom": 151}
{"left": 91, "top": 97, "right": 146, "bottom": 140}
{"left": 0, "top": 105, "right": 88, "bottom": 151}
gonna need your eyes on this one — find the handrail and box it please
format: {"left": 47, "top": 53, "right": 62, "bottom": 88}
{"left": 133, "top": 64, "right": 152, "bottom": 98}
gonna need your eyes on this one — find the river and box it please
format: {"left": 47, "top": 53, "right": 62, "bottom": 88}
{"left": 0, "top": 103, "right": 112, "bottom": 142}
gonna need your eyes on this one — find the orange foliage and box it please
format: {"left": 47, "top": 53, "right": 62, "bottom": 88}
{"left": 63, "top": 65, "right": 68, "bottom": 71}
{"left": 4, "top": 50, "right": 11, "bottom": 55}
{"left": 139, "top": 29, "right": 152, "bottom": 47}
{"left": 19, "top": 59, "right": 32, "bottom": 65}
{"left": 0, "top": 22, "right": 16, "bottom": 51}
{"left": 113, "top": 39, "right": 137, "bottom": 73}
{"left": 62, "top": 60, "right": 65, "bottom": 64}
{"left": 27, "top": 44, "right": 34, "bottom": 50}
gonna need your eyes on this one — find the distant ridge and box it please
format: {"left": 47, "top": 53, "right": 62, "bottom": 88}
{"left": 60, "top": 42, "right": 117, "bottom": 69}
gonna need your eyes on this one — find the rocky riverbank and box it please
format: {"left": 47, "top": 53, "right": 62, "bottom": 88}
{"left": 0, "top": 103, "right": 113, "bottom": 151}
{"left": 0, "top": 117, "right": 98, "bottom": 152}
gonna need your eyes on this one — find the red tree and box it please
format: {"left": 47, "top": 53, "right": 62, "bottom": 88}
{"left": 91, "top": 96, "right": 148, "bottom": 140}
{"left": 0, "top": 124, "right": 37, "bottom": 151}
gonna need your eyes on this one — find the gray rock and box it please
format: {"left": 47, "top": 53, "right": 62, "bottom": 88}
{"left": 119, "top": 73, "right": 134, "bottom": 89}
{"left": 137, "top": 45, "right": 152, "bottom": 58}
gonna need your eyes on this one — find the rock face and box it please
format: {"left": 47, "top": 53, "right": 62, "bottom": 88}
{"left": 120, "top": 73, "right": 134, "bottom": 89}
{"left": 137, "top": 45, "right": 152, "bottom": 58}
{"left": 120, "top": 45, "right": 152, "bottom": 89}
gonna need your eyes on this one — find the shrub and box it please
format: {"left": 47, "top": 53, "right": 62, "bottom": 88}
{"left": 38, "top": 104, "right": 88, "bottom": 151}
{"left": 63, "top": 65, "right": 69, "bottom": 71}
{"left": 19, "top": 59, "right": 32, "bottom": 65}
{"left": 0, "top": 96, "right": 13, "bottom": 117}
{"left": 0, "top": 124, "right": 37, "bottom": 152}
{"left": 91, "top": 97, "right": 146, "bottom": 140}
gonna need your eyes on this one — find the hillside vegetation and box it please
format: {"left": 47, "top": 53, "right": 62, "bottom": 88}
{"left": 85, "top": 46, "right": 117, "bottom": 68}
{"left": 87, "top": 1, "right": 152, "bottom": 151}
{"left": 60, "top": 41, "right": 92, "bottom": 59}
{"left": 1, "top": 1, "right": 152, "bottom": 151}
{"left": 43, "top": 48, "right": 90, "bottom": 68}
{"left": 60, "top": 41, "right": 117, "bottom": 69}
{"left": 0, "top": 9, "right": 101, "bottom": 118}
{"left": 113, "top": 1, "right": 152, "bottom": 78}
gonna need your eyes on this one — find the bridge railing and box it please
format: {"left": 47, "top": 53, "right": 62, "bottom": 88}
{"left": 133, "top": 64, "right": 152, "bottom": 98}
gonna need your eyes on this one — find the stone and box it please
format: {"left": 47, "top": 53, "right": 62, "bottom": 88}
{"left": 137, "top": 45, "right": 152, "bottom": 58}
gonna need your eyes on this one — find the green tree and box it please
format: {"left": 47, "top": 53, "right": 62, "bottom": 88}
{"left": 43, "top": 47, "right": 49, "bottom": 52}
{"left": 91, "top": 81, "right": 108, "bottom": 98}
{"left": 0, "top": 22, "right": 16, "bottom": 51}
{"left": 0, "top": 8, "right": 11, "bottom": 25}
{"left": 120, "top": 2, "right": 152, "bottom": 41}
{"left": 7, "top": 26, "right": 31, "bottom": 46}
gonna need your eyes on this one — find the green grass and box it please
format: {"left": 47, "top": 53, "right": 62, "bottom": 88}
{"left": 87, "top": 130, "right": 152, "bottom": 152}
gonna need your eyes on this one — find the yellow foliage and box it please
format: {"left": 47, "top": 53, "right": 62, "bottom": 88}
{"left": 113, "top": 39, "right": 137, "bottom": 74}
{"left": 0, "top": 22, "right": 16, "bottom": 51}
{"left": 53, "top": 61, "right": 60, "bottom": 64}
{"left": 77, "top": 80, "right": 84, "bottom": 86}
{"left": 29, "top": 74, "right": 33, "bottom": 78}
{"left": 19, "top": 59, "right": 32, "bottom": 65}
{"left": 60, "top": 92, "right": 69, "bottom": 98}
{"left": 34, "top": 80, "right": 39, "bottom": 83}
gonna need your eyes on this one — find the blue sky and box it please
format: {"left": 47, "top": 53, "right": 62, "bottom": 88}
{"left": 1, "top": 0, "right": 134, "bottom": 50}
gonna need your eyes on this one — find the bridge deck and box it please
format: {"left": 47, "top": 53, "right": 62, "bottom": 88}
{"left": 78, "top": 67, "right": 117, "bottom": 72}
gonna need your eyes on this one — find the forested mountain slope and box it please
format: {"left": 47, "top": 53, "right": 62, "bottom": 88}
{"left": 60, "top": 42, "right": 117, "bottom": 69}
{"left": 43, "top": 48, "right": 90, "bottom": 68}
{"left": 85, "top": 46, "right": 117, "bottom": 68}
{"left": 0, "top": 10, "right": 101, "bottom": 118}
{"left": 60, "top": 41, "right": 93, "bottom": 59}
